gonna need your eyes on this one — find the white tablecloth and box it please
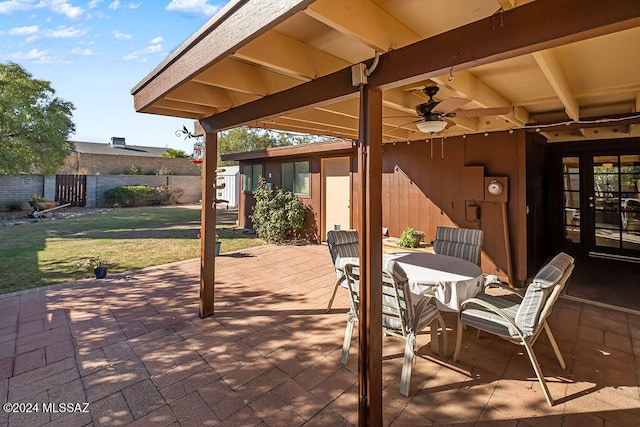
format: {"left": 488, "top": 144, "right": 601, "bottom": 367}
{"left": 383, "top": 252, "right": 483, "bottom": 312}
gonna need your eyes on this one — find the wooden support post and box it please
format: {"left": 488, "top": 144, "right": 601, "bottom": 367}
{"left": 199, "top": 130, "right": 217, "bottom": 318}
{"left": 357, "top": 86, "right": 383, "bottom": 427}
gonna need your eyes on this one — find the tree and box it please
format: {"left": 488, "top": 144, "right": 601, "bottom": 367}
{"left": 0, "top": 62, "right": 75, "bottom": 174}
{"left": 217, "top": 127, "right": 320, "bottom": 165}
{"left": 162, "top": 148, "right": 190, "bottom": 158}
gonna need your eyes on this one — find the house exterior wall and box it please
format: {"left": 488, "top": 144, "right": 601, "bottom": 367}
{"left": 379, "top": 130, "right": 528, "bottom": 285}
{"left": 59, "top": 152, "right": 201, "bottom": 176}
{"left": 235, "top": 130, "right": 530, "bottom": 284}
{"left": 237, "top": 152, "right": 356, "bottom": 241}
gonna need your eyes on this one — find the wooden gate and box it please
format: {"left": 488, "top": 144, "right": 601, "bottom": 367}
{"left": 55, "top": 175, "right": 87, "bottom": 207}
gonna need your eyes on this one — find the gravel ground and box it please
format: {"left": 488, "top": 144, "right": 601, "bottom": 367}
{"left": 0, "top": 207, "right": 111, "bottom": 229}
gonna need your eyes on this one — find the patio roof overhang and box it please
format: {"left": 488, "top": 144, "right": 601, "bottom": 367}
{"left": 132, "top": 1, "right": 640, "bottom": 425}
{"left": 132, "top": 0, "right": 640, "bottom": 143}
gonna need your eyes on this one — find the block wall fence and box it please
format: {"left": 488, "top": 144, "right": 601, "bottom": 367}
{"left": 0, "top": 175, "right": 203, "bottom": 210}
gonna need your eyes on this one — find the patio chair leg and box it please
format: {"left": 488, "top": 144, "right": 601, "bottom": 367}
{"left": 543, "top": 322, "right": 566, "bottom": 369}
{"left": 453, "top": 316, "right": 463, "bottom": 362}
{"left": 326, "top": 275, "right": 344, "bottom": 312}
{"left": 440, "top": 315, "right": 448, "bottom": 357}
{"left": 340, "top": 310, "right": 356, "bottom": 365}
{"left": 400, "top": 334, "right": 416, "bottom": 396}
{"left": 523, "top": 341, "right": 554, "bottom": 406}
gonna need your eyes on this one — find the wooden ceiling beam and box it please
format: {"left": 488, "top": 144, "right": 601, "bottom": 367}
{"left": 193, "top": 58, "right": 300, "bottom": 96}
{"left": 166, "top": 82, "right": 236, "bottom": 108}
{"left": 201, "top": 0, "right": 640, "bottom": 132}
{"left": 532, "top": 50, "right": 580, "bottom": 121}
{"left": 143, "top": 106, "right": 212, "bottom": 119}
{"left": 233, "top": 30, "right": 350, "bottom": 80}
{"left": 304, "top": 0, "right": 421, "bottom": 52}
{"left": 496, "top": 0, "right": 518, "bottom": 10}
{"left": 255, "top": 119, "right": 360, "bottom": 140}
{"left": 153, "top": 99, "right": 218, "bottom": 116}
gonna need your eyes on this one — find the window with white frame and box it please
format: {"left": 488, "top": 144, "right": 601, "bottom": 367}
{"left": 241, "top": 164, "right": 263, "bottom": 193}
{"left": 281, "top": 161, "right": 310, "bottom": 196}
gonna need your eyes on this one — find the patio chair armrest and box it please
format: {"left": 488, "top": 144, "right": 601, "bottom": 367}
{"left": 459, "top": 297, "right": 526, "bottom": 341}
{"left": 483, "top": 276, "right": 524, "bottom": 299}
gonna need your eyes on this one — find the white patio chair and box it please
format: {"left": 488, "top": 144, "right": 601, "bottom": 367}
{"left": 432, "top": 226, "right": 484, "bottom": 266}
{"left": 342, "top": 262, "right": 448, "bottom": 396}
{"left": 453, "top": 252, "right": 575, "bottom": 406}
{"left": 325, "top": 229, "right": 359, "bottom": 312}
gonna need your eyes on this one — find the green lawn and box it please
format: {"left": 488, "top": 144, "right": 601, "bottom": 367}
{"left": 0, "top": 205, "right": 264, "bottom": 294}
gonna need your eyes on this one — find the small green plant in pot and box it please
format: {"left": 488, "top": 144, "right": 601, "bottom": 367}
{"left": 397, "top": 227, "right": 425, "bottom": 248}
{"left": 78, "top": 255, "right": 109, "bottom": 279}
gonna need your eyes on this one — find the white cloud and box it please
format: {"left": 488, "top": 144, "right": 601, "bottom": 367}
{"left": 70, "top": 47, "right": 92, "bottom": 55}
{"left": 150, "top": 36, "right": 162, "bottom": 44}
{"left": 107, "top": 0, "right": 140, "bottom": 10}
{"left": 87, "top": 0, "right": 102, "bottom": 7}
{"left": 0, "top": 0, "right": 42, "bottom": 14}
{"left": 166, "top": 0, "right": 219, "bottom": 16}
{"left": 8, "top": 25, "right": 39, "bottom": 35}
{"left": 8, "top": 48, "right": 54, "bottom": 63}
{"left": 123, "top": 40, "right": 163, "bottom": 61}
{"left": 47, "top": 25, "right": 85, "bottom": 38}
{"left": 146, "top": 44, "right": 161, "bottom": 53}
{"left": 50, "top": 0, "right": 84, "bottom": 19}
{"left": 0, "top": 0, "right": 84, "bottom": 18}
{"left": 112, "top": 30, "right": 131, "bottom": 40}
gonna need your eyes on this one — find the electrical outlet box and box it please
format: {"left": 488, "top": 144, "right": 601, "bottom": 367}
{"left": 351, "top": 63, "right": 368, "bottom": 86}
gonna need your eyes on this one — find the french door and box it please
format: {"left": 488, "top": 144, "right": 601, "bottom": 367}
{"left": 561, "top": 153, "right": 640, "bottom": 258}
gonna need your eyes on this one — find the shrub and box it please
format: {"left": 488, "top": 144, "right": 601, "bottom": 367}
{"left": 154, "top": 185, "right": 185, "bottom": 205}
{"left": 6, "top": 200, "right": 24, "bottom": 212}
{"left": 104, "top": 185, "right": 156, "bottom": 207}
{"left": 397, "top": 227, "right": 425, "bottom": 248}
{"left": 250, "top": 178, "right": 306, "bottom": 243}
{"left": 105, "top": 185, "right": 186, "bottom": 207}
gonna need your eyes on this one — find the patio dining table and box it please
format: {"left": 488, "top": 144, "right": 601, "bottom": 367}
{"left": 337, "top": 252, "right": 484, "bottom": 312}
{"left": 382, "top": 252, "right": 483, "bottom": 312}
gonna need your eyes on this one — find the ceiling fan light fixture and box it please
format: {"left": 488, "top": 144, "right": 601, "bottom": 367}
{"left": 416, "top": 120, "right": 447, "bottom": 133}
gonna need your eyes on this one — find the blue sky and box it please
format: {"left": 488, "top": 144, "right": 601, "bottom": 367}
{"left": 1, "top": 0, "right": 228, "bottom": 154}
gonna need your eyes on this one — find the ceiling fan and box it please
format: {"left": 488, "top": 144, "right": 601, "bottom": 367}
{"left": 390, "top": 86, "right": 511, "bottom": 134}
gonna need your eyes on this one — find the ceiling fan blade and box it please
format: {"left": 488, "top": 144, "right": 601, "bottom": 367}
{"left": 384, "top": 119, "right": 421, "bottom": 134}
{"left": 454, "top": 106, "right": 511, "bottom": 117}
{"left": 432, "top": 97, "right": 471, "bottom": 114}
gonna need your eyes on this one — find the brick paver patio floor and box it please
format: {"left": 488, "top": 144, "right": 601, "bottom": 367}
{"left": 1, "top": 244, "right": 639, "bottom": 426}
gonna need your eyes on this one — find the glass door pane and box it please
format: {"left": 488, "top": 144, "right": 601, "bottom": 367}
{"left": 593, "top": 156, "right": 621, "bottom": 248}
{"left": 620, "top": 155, "right": 640, "bottom": 251}
{"left": 562, "top": 157, "right": 580, "bottom": 243}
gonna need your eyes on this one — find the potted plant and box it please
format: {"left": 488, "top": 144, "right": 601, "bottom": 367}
{"left": 198, "top": 231, "right": 222, "bottom": 256}
{"left": 78, "top": 255, "right": 109, "bottom": 279}
{"left": 397, "top": 227, "right": 425, "bottom": 248}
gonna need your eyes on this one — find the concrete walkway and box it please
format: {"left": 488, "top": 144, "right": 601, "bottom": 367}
{"left": 1, "top": 244, "right": 638, "bottom": 426}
